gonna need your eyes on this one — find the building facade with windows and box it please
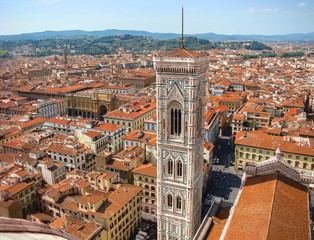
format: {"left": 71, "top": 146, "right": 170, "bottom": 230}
{"left": 234, "top": 131, "right": 314, "bottom": 171}
{"left": 132, "top": 164, "right": 157, "bottom": 222}
{"left": 0, "top": 175, "right": 38, "bottom": 217}
{"left": 38, "top": 160, "right": 66, "bottom": 185}
{"left": 103, "top": 102, "right": 156, "bottom": 134}
{"left": 154, "top": 46, "right": 209, "bottom": 240}
{"left": 66, "top": 90, "right": 114, "bottom": 120}
{"left": 46, "top": 143, "right": 86, "bottom": 172}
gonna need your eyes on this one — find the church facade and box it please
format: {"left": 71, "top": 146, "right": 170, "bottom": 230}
{"left": 154, "top": 46, "right": 209, "bottom": 239}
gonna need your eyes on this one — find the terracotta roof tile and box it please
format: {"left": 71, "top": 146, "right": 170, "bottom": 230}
{"left": 223, "top": 173, "right": 309, "bottom": 240}
{"left": 132, "top": 164, "right": 157, "bottom": 177}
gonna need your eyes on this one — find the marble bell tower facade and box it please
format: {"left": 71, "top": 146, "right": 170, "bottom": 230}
{"left": 154, "top": 46, "right": 209, "bottom": 240}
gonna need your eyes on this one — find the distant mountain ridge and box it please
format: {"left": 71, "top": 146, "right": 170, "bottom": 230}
{"left": 0, "top": 29, "right": 313, "bottom": 41}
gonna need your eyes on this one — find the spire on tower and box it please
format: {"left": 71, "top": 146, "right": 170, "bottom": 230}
{"left": 181, "top": 6, "right": 184, "bottom": 49}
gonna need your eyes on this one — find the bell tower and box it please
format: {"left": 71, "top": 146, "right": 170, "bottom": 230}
{"left": 154, "top": 17, "right": 209, "bottom": 239}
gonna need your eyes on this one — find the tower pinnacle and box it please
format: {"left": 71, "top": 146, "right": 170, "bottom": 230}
{"left": 181, "top": 6, "right": 184, "bottom": 49}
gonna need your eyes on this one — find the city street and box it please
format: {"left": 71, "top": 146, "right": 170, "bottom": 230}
{"left": 202, "top": 131, "right": 242, "bottom": 217}
{"left": 132, "top": 220, "right": 157, "bottom": 240}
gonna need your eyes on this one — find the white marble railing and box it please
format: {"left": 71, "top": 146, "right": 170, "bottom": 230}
{"left": 244, "top": 158, "right": 314, "bottom": 184}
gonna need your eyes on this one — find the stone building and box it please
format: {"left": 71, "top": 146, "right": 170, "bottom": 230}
{"left": 66, "top": 90, "right": 114, "bottom": 120}
{"left": 154, "top": 45, "right": 209, "bottom": 239}
{"left": 234, "top": 131, "right": 314, "bottom": 171}
{"left": 132, "top": 164, "right": 157, "bottom": 222}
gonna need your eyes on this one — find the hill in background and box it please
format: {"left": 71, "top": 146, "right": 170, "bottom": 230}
{"left": 0, "top": 29, "right": 314, "bottom": 41}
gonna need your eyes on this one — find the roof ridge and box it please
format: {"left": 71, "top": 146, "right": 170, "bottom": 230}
{"left": 266, "top": 174, "right": 279, "bottom": 239}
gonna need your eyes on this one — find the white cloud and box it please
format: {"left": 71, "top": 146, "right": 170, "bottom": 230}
{"left": 284, "top": 11, "right": 295, "bottom": 15}
{"left": 298, "top": 2, "right": 306, "bottom": 7}
{"left": 263, "top": 8, "right": 279, "bottom": 13}
{"left": 248, "top": 7, "right": 256, "bottom": 13}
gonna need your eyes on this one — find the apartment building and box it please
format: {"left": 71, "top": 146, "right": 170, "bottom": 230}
{"left": 103, "top": 102, "right": 156, "bottom": 134}
{"left": 44, "top": 117, "right": 125, "bottom": 154}
{"left": 231, "top": 102, "right": 271, "bottom": 136}
{"left": 0, "top": 172, "right": 38, "bottom": 217}
{"left": 46, "top": 142, "right": 86, "bottom": 171}
{"left": 37, "top": 160, "right": 66, "bottom": 185}
{"left": 132, "top": 164, "right": 157, "bottom": 222}
{"left": 41, "top": 177, "right": 142, "bottom": 240}
{"left": 234, "top": 131, "right": 314, "bottom": 171}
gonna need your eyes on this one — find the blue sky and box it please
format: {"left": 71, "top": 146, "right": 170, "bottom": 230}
{"left": 0, "top": 0, "right": 313, "bottom": 35}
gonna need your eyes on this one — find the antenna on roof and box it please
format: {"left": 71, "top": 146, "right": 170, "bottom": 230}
{"left": 181, "top": 6, "right": 184, "bottom": 49}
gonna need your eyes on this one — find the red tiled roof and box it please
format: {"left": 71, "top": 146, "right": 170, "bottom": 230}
{"left": 162, "top": 46, "right": 204, "bottom": 58}
{"left": 235, "top": 131, "right": 314, "bottom": 156}
{"left": 132, "top": 163, "right": 157, "bottom": 177}
{"left": 84, "top": 131, "right": 102, "bottom": 138}
{"left": 46, "top": 118, "right": 71, "bottom": 125}
{"left": 94, "top": 123, "right": 123, "bottom": 132}
{"left": 104, "top": 102, "right": 155, "bottom": 120}
{"left": 223, "top": 173, "right": 309, "bottom": 240}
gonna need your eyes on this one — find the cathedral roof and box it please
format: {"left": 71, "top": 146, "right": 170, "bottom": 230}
{"left": 162, "top": 45, "right": 204, "bottom": 58}
{"left": 222, "top": 173, "right": 309, "bottom": 240}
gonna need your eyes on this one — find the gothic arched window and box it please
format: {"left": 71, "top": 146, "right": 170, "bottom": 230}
{"left": 169, "top": 102, "right": 182, "bottom": 136}
{"left": 177, "top": 161, "right": 183, "bottom": 177}
{"left": 168, "top": 159, "right": 173, "bottom": 175}
{"left": 176, "top": 196, "right": 182, "bottom": 210}
{"left": 167, "top": 194, "right": 173, "bottom": 208}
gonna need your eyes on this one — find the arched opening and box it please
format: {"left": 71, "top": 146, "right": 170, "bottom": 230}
{"left": 169, "top": 102, "right": 182, "bottom": 136}
{"left": 98, "top": 105, "right": 108, "bottom": 120}
{"left": 167, "top": 194, "right": 173, "bottom": 208}
{"left": 176, "top": 196, "right": 182, "bottom": 210}
{"left": 177, "top": 161, "right": 183, "bottom": 177}
{"left": 168, "top": 159, "right": 173, "bottom": 175}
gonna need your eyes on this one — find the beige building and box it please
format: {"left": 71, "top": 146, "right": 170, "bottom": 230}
{"left": 38, "top": 160, "right": 66, "bottom": 185}
{"left": 0, "top": 172, "right": 38, "bottom": 217}
{"left": 231, "top": 102, "right": 271, "bottom": 136}
{"left": 234, "top": 131, "right": 314, "bottom": 171}
{"left": 75, "top": 130, "right": 108, "bottom": 154}
{"left": 94, "top": 123, "right": 125, "bottom": 153}
{"left": 67, "top": 169, "right": 117, "bottom": 192}
{"left": 66, "top": 90, "right": 114, "bottom": 120}
{"left": 50, "top": 215, "right": 105, "bottom": 240}
{"left": 132, "top": 164, "right": 157, "bottom": 222}
{"left": 41, "top": 177, "right": 142, "bottom": 240}
{"left": 103, "top": 102, "right": 156, "bottom": 134}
